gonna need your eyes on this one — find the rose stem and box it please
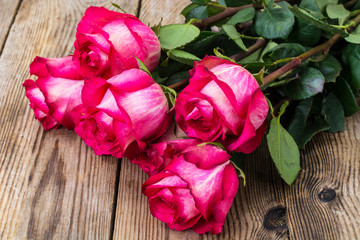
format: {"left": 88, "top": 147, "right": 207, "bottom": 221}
{"left": 230, "top": 39, "right": 267, "bottom": 62}
{"left": 193, "top": 0, "right": 287, "bottom": 29}
{"left": 344, "top": 0, "right": 358, "bottom": 9}
{"left": 168, "top": 78, "right": 189, "bottom": 91}
{"left": 262, "top": 13, "right": 360, "bottom": 86}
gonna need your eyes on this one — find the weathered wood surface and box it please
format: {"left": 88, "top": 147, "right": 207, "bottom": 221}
{"left": 0, "top": 0, "right": 137, "bottom": 239}
{"left": 0, "top": 0, "right": 359, "bottom": 239}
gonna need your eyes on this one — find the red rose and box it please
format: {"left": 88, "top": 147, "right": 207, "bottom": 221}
{"left": 74, "top": 7, "right": 161, "bottom": 78}
{"left": 175, "top": 56, "right": 268, "bottom": 153}
{"left": 142, "top": 144, "right": 239, "bottom": 234}
{"left": 23, "top": 56, "right": 84, "bottom": 130}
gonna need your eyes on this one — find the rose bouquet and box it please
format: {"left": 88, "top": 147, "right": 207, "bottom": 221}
{"left": 23, "top": 0, "right": 360, "bottom": 235}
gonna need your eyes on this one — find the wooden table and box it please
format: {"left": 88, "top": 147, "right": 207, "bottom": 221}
{"left": 0, "top": 0, "right": 359, "bottom": 239}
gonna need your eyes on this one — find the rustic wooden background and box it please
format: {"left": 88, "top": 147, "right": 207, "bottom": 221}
{"left": 0, "top": 0, "right": 359, "bottom": 239}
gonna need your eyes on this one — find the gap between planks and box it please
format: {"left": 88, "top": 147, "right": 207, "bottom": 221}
{"left": 0, "top": 0, "right": 23, "bottom": 56}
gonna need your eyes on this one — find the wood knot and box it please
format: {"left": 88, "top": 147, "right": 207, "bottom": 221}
{"left": 318, "top": 188, "right": 336, "bottom": 202}
{"left": 263, "top": 206, "right": 287, "bottom": 231}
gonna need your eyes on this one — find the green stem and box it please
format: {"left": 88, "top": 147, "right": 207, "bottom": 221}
{"left": 344, "top": 0, "right": 358, "bottom": 9}
{"left": 168, "top": 78, "right": 189, "bottom": 90}
{"left": 231, "top": 39, "right": 267, "bottom": 62}
{"left": 240, "top": 34, "right": 264, "bottom": 40}
{"left": 267, "top": 75, "right": 299, "bottom": 87}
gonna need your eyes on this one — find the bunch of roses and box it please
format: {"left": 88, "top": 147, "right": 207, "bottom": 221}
{"left": 23, "top": 7, "right": 268, "bottom": 234}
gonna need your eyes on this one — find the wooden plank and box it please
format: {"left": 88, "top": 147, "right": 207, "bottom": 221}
{"left": 0, "top": 0, "right": 139, "bottom": 239}
{"left": 285, "top": 111, "right": 360, "bottom": 239}
{"left": 139, "top": 0, "right": 188, "bottom": 25}
{"left": 0, "top": 0, "right": 21, "bottom": 54}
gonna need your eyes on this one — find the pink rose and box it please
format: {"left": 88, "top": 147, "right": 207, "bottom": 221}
{"left": 74, "top": 6, "right": 161, "bottom": 78}
{"left": 73, "top": 69, "right": 171, "bottom": 158}
{"left": 23, "top": 56, "right": 84, "bottom": 130}
{"left": 130, "top": 123, "right": 201, "bottom": 175}
{"left": 175, "top": 56, "right": 268, "bottom": 153}
{"left": 142, "top": 144, "right": 239, "bottom": 234}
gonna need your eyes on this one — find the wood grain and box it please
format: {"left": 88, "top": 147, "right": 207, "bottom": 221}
{"left": 139, "top": 0, "right": 188, "bottom": 25}
{"left": 285, "top": 111, "right": 360, "bottom": 239}
{"left": 0, "top": 0, "right": 139, "bottom": 239}
{"left": 1, "top": 0, "right": 360, "bottom": 239}
{"left": 0, "top": 0, "right": 22, "bottom": 54}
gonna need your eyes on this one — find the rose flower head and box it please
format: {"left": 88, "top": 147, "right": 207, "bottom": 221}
{"left": 130, "top": 122, "right": 201, "bottom": 176}
{"left": 74, "top": 6, "right": 161, "bottom": 78}
{"left": 175, "top": 56, "right": 268, "bottom": 153}
{"left": 23, "top": 56, "right": 84, "bottom": 130}
{"left": 73, "top": 69, "right": 171, "bottom": 159}
{"left": 142, "top": 143, "right": 239, "bottom": 234}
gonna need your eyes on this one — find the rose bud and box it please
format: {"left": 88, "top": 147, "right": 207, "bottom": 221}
{"left": 175, "top": 56, "right": 268, "bottom": 153}
{"left": 23, "top": 56, "right": 84, "bottom": 130}
{"left": 130, "top": 123, "right": 201, "bottom": 176}
{"left": 74, "top": 6, "right": 161, "bottom": 78}
{"left": 142, "top": 143, "right": 239, "bottom": 234}
{"left": 72, "top": 69, "right": 171, "bottom": 159}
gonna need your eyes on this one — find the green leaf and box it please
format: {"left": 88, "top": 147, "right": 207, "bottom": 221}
{"left": 315, "top": 0, "right": 338, "bottom": 12}
{"left": 213, "top": 48, "right": 235, "bottom": 62}
{"left": 288, "top": 6, "right": 348, "bottom": 37}
{"left": 316, "top": 55, "right": 341, "bottom": 83}
{"left": 167, "top": 49, "right": 201, "bottom": 65}
{"left": 181, "top": 3, "right": 199, "bottom": 17}
{"left": 322, "top": 93, "right": 345, "bottom": 133}
{"left": 111, "top": 2, "right": 126, "bottom": 13}
{"left": 353, "top": 0, "right": 360, "bottom": 10}
{"left": 254, "top": 2, "right": 295, "bottom": 39}
{"left": 225, "top": 0, "right": 252, "bottom": 7}
{"left": 342, "top": 43, "right": 360, "bottom": 94}
{"left": 135, "top": 56, "right": 151, "bottom": 76}
{"left": 268, "top": 43, "right": 307, "bottom": 61}
{"left": 207, "top": 4, "right": 225, "bottom": 17}
{"left": 282, "top": 67, "right": 325, "bottom": 100}
{"left": 152, "top": 72, "right": 167, "bottom": 84}
{"left": 267, "top": 118, "right": 301, "bottom": 185}
{"left": 159, "top": 23, "right": 200, "bottom": 50}
{"left": 300, "top": 0, "right": 322, "bottom": 12}
{"left": 231, "top": 160, "right": 246, "bottom": 186}
{"left": 151, "top": 20, "right": 162, "bottom": 38}
{"left": 279, "top": 100, "right": 290, "bottom": 118}
{"left": 289, "top": 19, "right": 321, "bottom": 46}
{"left": 288, "top": 98, "right": 313, "bottom": 144}
{"left": 266, "top": 96, "right": 275, "bottom": 115}
{"left": 264, "top": 0, "right": 274, "bottom": 7}
{"left": 345, "top": 25, "right": 360, "bottom": 44}
{"left": 298, "top": 118, "right": 330, "bottom": 148}
{"left": 185, "top": 31, "right": 219, "bottom": 55}
{"left": 326, "top": 4, "right": 350, "bottom": 25}
{"left": 187, "top": 6, "right": 208, "bottom": 20}
{"left": 331, "top": 78, "right": 360, "bottom": 116}
{"left": 191, "top": 0, "right": 210, "bottom": 5}
{"left": 253, "top": 67, "right": 265, "bottom": 85}
{"left": 197, "top": 141, "right": 226, "bottom": 150}
{"left": 222, "top": 24, "right": 248, "bottom": 51}
{"left": 226, "top": 7, "right": 255, "bottom": 25}
{"left": 160, "top": 85, "right": 177, "bottom": 109}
